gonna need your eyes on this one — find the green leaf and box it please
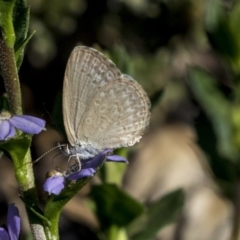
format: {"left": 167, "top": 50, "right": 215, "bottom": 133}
{"left": 188, "top": 67, "right": 239, "bottom": 162}
{"left": 107, "top": 225, "right": 128, "bottom": 240}
{"left": 91, "top": 183, "right": 144, "bottom": 229}
{"left": 15, "top": 30, "right": 34, "bottom": 69}
{"left": 0, "top": 0, "right": 32, "bottom": 72}
{"left": 150, "top": 88, "right": 164, "bottom": 107}
{"left": 43, "top": 177, "right": 92, "bottom": 238}
{"left": 194, "top": 111, "right": 237, "bottom": 194}
{"left": 205, "top": 0, "right": 223, "bottom": 32}
{"left": 205, "top": 0, "right": 240, "bottom": 73}
{"left": 0, "top": 0, "right": 16, "bottom": 47}
{"left": 0, "top": 134, "right": 31, "bottom": 165}
{"left": 0, "top": 0, "right": 31, "bottom": 69}
{"left": 128, "top": 189, "right": 184, "bottom": 240}
{"left": 12, "top": 0, "right": 31, "bottom": 69}
{"left": 13, "top": 0, "right": 29, "bottom": 47}
{"left": 208, "top": 16, "right": 239, "bottom": 61}
{"left": 21, "top": 196, "right": 51, "bottom": 226}
{"left": 108, "top": 45, "right": 133, "bottom": 75}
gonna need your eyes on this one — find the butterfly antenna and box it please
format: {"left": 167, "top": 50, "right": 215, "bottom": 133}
{"left": 33, "top": 144, "right": 66, "bottom": 164}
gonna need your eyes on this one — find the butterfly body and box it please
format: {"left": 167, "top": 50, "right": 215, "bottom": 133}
{"left": 60, "top": 143, "right": 102, "bottom": 160}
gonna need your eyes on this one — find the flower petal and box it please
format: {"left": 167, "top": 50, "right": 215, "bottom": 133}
{"left": 10, "top": 115, "right": 46, "bottom": 134}
{"left": 16, "top": 115, "right": 45, "bottom": 128}
{"left": 7, "top": 124, "right": 16, "bottom": 139}
{"left": 0, "top": 121, "right": 16, "bottom": 140}
{"left": 43, "top": 176, "right": 65, "bottom": 195}
{"left": 0, "top": 227, "right": 10, "bottom": 240}
{"left": 106, "top": 155, "right": 128, "bottom": 163}
{"left": 7, "top": 204, "right": 20, "bottom": 240}
{"left": 82, "top": 149, "right": 112, "bottom": 169}
{"left": 66, "top": 168, "right": 95, "bottom": 181}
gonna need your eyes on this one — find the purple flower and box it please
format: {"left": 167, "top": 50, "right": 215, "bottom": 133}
{"left": 106, "top": 155, "right": 129, "bottom": 163}
{"left": 0, "top": 121, "right": 16, "bottom": 140}
{"left": 0, "top": 110, "right": 46, "bottom": 140}
{"left": 80, "top": 149, "right": 113, "bottom": 170}
{"left": 0, "top": 204, "right": 20, "bottom": 240}
{"left": 66, "top": 168, "right": 95, "bottom": 181}
{"left": 43, "top": 175, "right": 65, "bottom": 195}
{"left": 43, "top": 149, "right": 128, "bottom": 195}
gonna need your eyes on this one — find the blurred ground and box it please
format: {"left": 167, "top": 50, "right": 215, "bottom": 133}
{"left": 123, "top": 123, "right": 233, "bottom": 240}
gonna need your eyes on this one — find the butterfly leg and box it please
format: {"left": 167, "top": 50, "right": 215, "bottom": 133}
{"left": 67, "top": 154, "right": 82, "bottom": 174}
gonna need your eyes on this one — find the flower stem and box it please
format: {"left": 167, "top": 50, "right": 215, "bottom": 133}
{"left": 0, "top": 30, "right": 47, "bottom": 240}
{"left": 0, "top": 34, "right": 22, "bottom": 115}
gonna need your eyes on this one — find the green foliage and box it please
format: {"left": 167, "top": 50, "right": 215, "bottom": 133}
{"left": 12, "top": 0, "right": 31, "bottom": 68}
{"left": 0, "top": 0, "right": 16, "bottom": 47}
{"left": 128, "top": 189, "right": 184, "bottom": 240}
{"left": 188, "top": 68, "right": 239, "bottom": 162}
{"left": 108, "top": 45, "right": 134, "bottom": 76}
{"left": 0, "top": 0, "right": 33, "bottom": 70}
{"left": 21, "top": 196, "right": 51, "bottom": 227}
{"left": 149, "top": 88, "right": 164, "bottom": 107}
{"left": 206, "top": 0, "right": 240, "bottom": 75}
{"left": 91, "top": 184, "right": 144, "bottom": 230}
{"left": 0, "top": 134, "right": 31, "bottom": 165}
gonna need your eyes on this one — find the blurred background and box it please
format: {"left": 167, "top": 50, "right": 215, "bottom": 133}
{"left": 1, "top": 0, "right": 240, "bottom": 239}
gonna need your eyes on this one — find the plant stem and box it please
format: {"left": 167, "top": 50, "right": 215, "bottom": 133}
{"left": 0, "top": 32, "right": 47, "bottom": 240}
{"left": 0, "top": 35, "right": 22, "bottom": 115}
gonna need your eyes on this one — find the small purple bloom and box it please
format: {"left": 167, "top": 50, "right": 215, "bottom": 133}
{"left": 43, "top": 175, "right": 65, "bottom": 195}
{"left": 81, "top": 149, "right": 113, "bottom": 169}
{"left": 43, "top": 149, "right": 128, "bottom": 195}
{"left": 0, "top": 110, "right": 46, "bottom": 140}
{"left": 43, "top": 168, "right": 95, "bottom": 195}
{"left": 0, "top": 121, "right": 15, "bottom": 140}
{"left": 0, "top": 228, "right": 9, "bottom": 240}
{"left": 66, "top": 168, "right": 95, "bottom": 181}
{"left": 9, "top": 115, "right": 45, "bottom": 134}
{"left": 106, "top": 155, "right": 128, "bottom": 163}
{"left": 0, "top": 204, "right": 20, "bottom": 240}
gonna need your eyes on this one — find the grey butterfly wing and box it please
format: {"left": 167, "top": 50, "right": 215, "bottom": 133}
{"left": 78, "top": 76, "right": 151, "bottom": 149}
{"left": 63, "top": 46, "right": 121, "bottom": 146}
